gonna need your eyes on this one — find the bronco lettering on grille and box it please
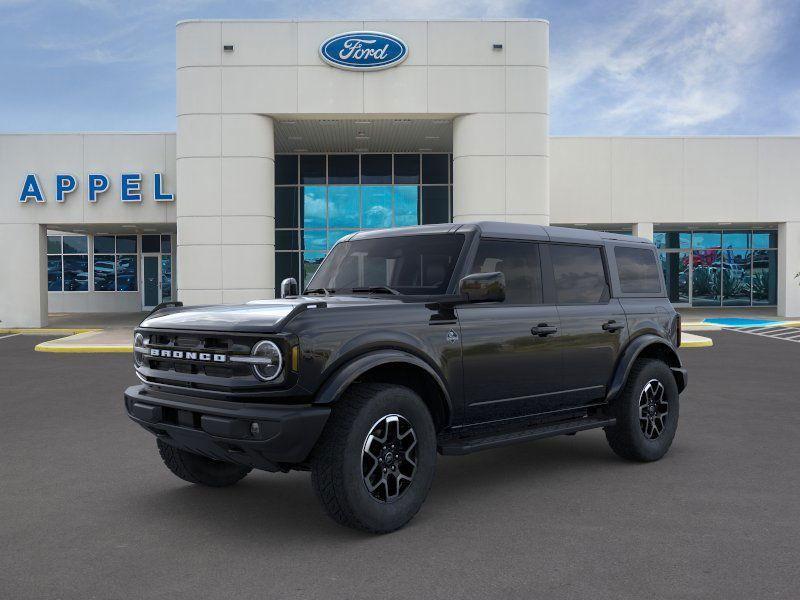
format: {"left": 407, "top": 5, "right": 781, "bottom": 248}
{"left": 149, "top": 348, "right": 227, "bottom": 363}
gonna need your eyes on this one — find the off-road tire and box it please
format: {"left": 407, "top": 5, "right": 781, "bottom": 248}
{"left": 310, "top": 383, "right": 437, "bottom": 534}
{"left": 157, "top": 439, "right": 252, "bottom": 487}
{"left": 605, "top": 358, "right": 679, "bottom": 462}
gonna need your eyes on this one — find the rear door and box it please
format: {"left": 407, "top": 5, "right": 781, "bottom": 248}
{"left": 547, "top": 243, "right": 626, "bottom": 406}
{"left": 457, "top": 239, "right": 563, "bottom": 424}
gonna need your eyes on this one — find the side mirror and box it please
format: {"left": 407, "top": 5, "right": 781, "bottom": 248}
{"left": 280, "top": 277, "right": 298, "bottom": 298}
{"left": 458, "top": 271, "right": 505, "bottom": 303}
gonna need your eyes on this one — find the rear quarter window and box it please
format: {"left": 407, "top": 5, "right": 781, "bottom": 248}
{"left": 614, "top": 246, "right": 662, "bottom": 294}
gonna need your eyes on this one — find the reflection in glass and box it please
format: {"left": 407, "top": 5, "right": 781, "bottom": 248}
{"left": 116, "top": 235, "right": 137, "bottom": 254}
{"left": 722, "top": 249, "right": 751, "bottom": 306}
{"left": 361, "top": 154, "right": 391, "bottom": 184}
{"left": 327, "top": 229, "right": 355, "bottom": 248}
{"left": 394, "top": 185, "right": 419, "bottom": 227}
{"left": 63, "top": 235, "right": 88, "bottom": 254}
{"left": 161, "top": 235, "right": 172, "bottom": 254}
{"left": 752, "top": 231, "right": 778, "bottom": 249}
{"left": 692, "top": 231, "right": 721, "bottom": 249}
{"left": 302, "top": 252, "right": 326, "bottom": 287}
{"left": 752, "top": 250, "right": 777, "bottom": 305}
{"left": 722, "top": 231, "right": 750, "bottom": 249}
{"left": 328, "top": 186, "right": 360, "bottom": 228}
{"left": 63, "top": 255, "right": 89, "bottom": 291}
{"left": 300, "top": 155, "right": 325, "bottom": 184}
{"left": 302, "top": 230, "right": 327, "bottom": 251}
{"left": 328, "top": 155, "right": 358, "bottom": 184}
{"left": 94, "top": 235, "right": 115, "bottom": 253}
{"left": 116, "top": 255, "right": 137, "bottom": 291}
{"left": 47, "top": 235, "right": 62, "bottom": 254}
{"left": 94, "top": 255, "right": 116, "bottom": 291}
{"left": 654, "top": 232, "right": 690, "bottom": 249}
{"left": 47, "top": 256, "right": 62, "bottom": 291}
{"left": 161, "top": 255, "right": 172, "bottom": 300}
{"left": 362, "top": 186, "right": 392, "bottom": 228}
{"left": 660, "top": 252, "right": 689, "bottom": 303}
{"left": 691, "top": 250, "right": 721, "bottom": 306}
{"left": 302, "top": 186, "right": 326, "bottom": 229}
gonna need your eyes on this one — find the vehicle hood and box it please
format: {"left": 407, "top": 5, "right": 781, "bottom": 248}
{"left": 138, "top": 295, "right": 405, "bottom": 332}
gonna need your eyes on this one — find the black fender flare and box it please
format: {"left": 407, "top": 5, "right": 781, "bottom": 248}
{"left": 312, "top": 349, "right": 453, "bottom": 417}
{"left": 606, "top": 334, "right": 686, "bottom": 400}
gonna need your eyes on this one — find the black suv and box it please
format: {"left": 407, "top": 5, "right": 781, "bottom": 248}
{"left": 125, "top": 223, "right": 686, "bottom": 533}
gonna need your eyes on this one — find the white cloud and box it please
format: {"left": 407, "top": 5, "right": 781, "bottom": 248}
{"left": 551, "top": 0, "right": 791, "bottom": 133}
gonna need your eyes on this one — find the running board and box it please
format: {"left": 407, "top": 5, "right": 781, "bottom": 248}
{"left": 438, "top": 416, "right": 616, "bottom": 456}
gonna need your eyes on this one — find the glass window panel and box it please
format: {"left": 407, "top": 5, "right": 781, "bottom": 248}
{"left": 94, "top": 235, "right": 115, "bottom": 253}
{"left": 47, "top": 256, "right": 62, "bottom": 291}
{"left": 116, "top": 235, "right": 137, "bottom": 254}
{"left": 660, "top": 251, "right": 689, "bottom": 303}
{"left": 116, "top": 255, "right": 137, "bottom": 291}
{"left": 691, "top": 250, "right": 721, "bottom": 306}
{"left": 722, "top": 249, "right": 751, "bottom": 306}
{"left": 300, "top": 154, "right": 326, "bottom": 184}
{"left": 328, "top": 186, "right": 360, "bottom": 228}
{"left": 302, "top": 186, "right": 326, "bottom": 229}
{"left": 421, "top": 186, "right": 449, "bottom": 224}
{"left": 275, "top": 155, "right": 298, "bottom": 185}
{"left": 394, "top": 185, "right": 419, "bottom": 227}
{"left": 275, "top": 252, "right": 300, "bottom": 291}
{"left": 421, "top": 154, "right": 449, "bottom": 184}
{"left": 550, "top": 245, "right": 609, "bottom": 304}
{"left": 752, "top": 249, "right": 777, "bottom": 305}
{"left": 328, "top": 155, "right": 359, "bottom": 184}
{"left": 328, "top": 229, "right": 356, "bottom": 249}
{"left": 141, "top": 234, "right": 160, "bottom": 253}
{"left": 302, "top": 252, "right": 326, "bottom": 288}
{"left": 63, "top": 255, "right": 89, "bottom": 291}
{"left": 47, "top": 235, "right": 62, "bottom": 254}
{"left": 614, "top": 247, "right": 662, "bottom": 294}
{"left": 692, "top": 231, "right": 721, "bottom": 249}
{"left": 302, "top": 229, "right": 327, "bottom": 251}
{"left": 722, "top": 231, "right": 750, "bottom": 249}
{"left": 752, "top": 230, "right": 778, "bottom": 249}
{"left": 654, "top": 231, "right": 690, "bottom": 249}
{"left": 62, "top": 235, "right": 88, "bottom": 254}
{"left": 161, "top": 255, "right": 172, "bottom": 300}
{"left": 361, "top": 154, "right": 392, "bottom": 184}
{"left": 93, "top": 255, "right": 116, "bottom": 291}
{"left": 275, "top": 229, "right": 299, "bottom": 251}
{"left": 469, "top": 240, "right": 542, "bottom": 304}
{"left": 161, "top": 235, "right": 172, "bottom": 254}
{"left": 275, "top": 187, "right": 298, "bottom": 228}
{"left": 394, "top": 154, "right": 420, "bottom": 184}
{"left": 362, "top": 186, "right": 392, "bottom": 229}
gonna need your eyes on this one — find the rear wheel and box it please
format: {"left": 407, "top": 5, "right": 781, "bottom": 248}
{"left": 157, "top": 439, "right": 251, "bottom": 487}
{"left": 605, "top": 359, "right": 679, "bottom": 462}
{"left": 310, "top": 383, "right": 437, "bottom": 534}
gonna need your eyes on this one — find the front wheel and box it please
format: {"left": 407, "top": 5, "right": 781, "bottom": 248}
{"left": 310, "top": 383, "right": 437, "bottom": 534}
{"left": 605, "top": 359, "right": 680, "bottom": 462}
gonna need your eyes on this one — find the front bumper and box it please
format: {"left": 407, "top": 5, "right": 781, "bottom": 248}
{"left": 124, "top": 385, "right": 330, "bottom": 471}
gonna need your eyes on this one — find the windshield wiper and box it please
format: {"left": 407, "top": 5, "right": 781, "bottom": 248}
{"left": 304, "top": 287, "right": 335, "bottom": 296}
{"left": 350, "top": 286, "right": 400, "bottom": 295}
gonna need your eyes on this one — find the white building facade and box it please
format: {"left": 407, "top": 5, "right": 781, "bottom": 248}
{"left": 1, "top": 19, "right": 798, "bottom": 327}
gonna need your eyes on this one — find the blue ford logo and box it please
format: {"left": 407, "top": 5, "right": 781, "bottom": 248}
{"left": 319, "top": 31, "right": 408, "bottom": 71}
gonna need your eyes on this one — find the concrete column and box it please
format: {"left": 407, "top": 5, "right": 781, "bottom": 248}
{"left": 452, "top": 113, "right": 549, "bottom": 225}
{"left": 177, "top": 114, "right": 275, "bottom": 305}
{"left": 778, "top": 221, "right": 800, "bottom": 318}
{"left": 632, "top": 222, "right": 654, "bottom": 241}
{"left": 0, "top": 224, "right": 47, "bottom": 327}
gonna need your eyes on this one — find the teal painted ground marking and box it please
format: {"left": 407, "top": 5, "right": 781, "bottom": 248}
{"left": 703, "top": 318, "right": 781, "bottom": 327}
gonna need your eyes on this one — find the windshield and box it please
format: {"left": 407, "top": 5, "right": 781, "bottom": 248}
{"left": 306, "top": 233, "right": 466, "bottom": 296}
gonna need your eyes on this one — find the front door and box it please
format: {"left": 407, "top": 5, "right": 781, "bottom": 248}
{"left": 142, "top": 255, "right": 160, "bottom": 309}
{"left": 458, "top": 239, "right": 564, "bottom": 424}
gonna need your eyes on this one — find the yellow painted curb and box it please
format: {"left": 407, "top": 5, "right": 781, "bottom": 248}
{"left": 680, "top": 335, "right": 714, "bottom": 348}
{"left": 35, "top": 343, "right": 132, "bottom": 353}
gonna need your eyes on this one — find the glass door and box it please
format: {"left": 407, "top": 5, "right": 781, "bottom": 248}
{"left": 142, "top": 255, "right": 160, "bottom": 309}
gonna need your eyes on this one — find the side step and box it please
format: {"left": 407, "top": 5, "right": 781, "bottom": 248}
{"left": 438, "top": 416, "right": 616, "bottom": 456}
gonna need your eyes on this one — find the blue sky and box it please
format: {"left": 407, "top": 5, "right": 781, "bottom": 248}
{"left": 1, "top": 0, "right": 798, "bottom": 135}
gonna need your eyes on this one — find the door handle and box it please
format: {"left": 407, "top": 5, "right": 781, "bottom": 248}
{"left": 531, "top": 324, "right": 558, "bottom": 337}
{"left": 602, "top": 320, "right": 625, "bottom": 332}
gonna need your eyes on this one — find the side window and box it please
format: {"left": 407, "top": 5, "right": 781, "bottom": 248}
{"left": 615, "top": 246, "right": 662, "bottom": 294}
{"left": 469, "top": 240, "right": 542, "bottom": 304}
{"left": 550, "top": 244, "right": 609, "bottom": 304}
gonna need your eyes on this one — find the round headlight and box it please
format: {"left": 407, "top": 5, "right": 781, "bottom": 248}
{"left": 133, "top": 333, "right": 145, "bottom": 367}
{"left": 251, "top": 340, "right": 283, "bottom": 382}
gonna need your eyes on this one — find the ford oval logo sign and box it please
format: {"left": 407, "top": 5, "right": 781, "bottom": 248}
{"left": 319, "top": 31, "right": 408, "bottom": 71}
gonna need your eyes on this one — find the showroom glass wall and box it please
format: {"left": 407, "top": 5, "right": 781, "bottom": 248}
{"left": 274, "top": 153, "right": 453, "bottom": 288}
{"left": 655, "top": 230, "right": 778, "bottom": 307}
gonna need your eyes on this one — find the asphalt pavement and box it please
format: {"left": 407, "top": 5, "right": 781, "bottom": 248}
{"left": 1, "top": 332, "right": 798, "bottom": 600}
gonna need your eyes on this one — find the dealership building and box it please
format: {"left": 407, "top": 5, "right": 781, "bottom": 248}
{"left": 1, "top": 18, "right": 799, "bottom": 327}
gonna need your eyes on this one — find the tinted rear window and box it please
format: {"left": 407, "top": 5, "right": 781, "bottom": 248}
{"left": 551, "top": 245, "right": 609, "bottom": 304}
{"left": 615, "top": 246, "right": 662, "bottom": 294}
